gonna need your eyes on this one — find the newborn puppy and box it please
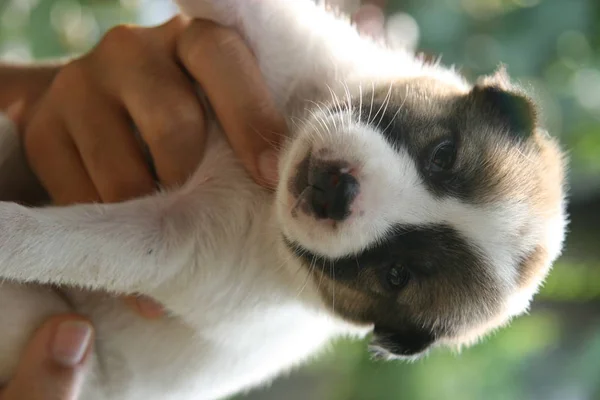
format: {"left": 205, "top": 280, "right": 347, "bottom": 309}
{"left": 0, "top": 1, "right": 567, "bottom": 399}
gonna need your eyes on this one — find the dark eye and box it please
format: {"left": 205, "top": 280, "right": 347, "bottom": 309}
{"left": 427, "top": 140, "right": 456, "bottom": 173}
{"left": 387, "top": 266, "right": 411, "bottom": 289}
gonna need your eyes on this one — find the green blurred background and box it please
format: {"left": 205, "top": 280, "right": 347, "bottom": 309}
{"left": 1, "top": 0, "right": 599, "bottom": 399}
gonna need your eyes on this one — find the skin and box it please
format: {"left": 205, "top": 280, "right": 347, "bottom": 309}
{"left": 0, "top": 3, "right": 385, "bottom": 398}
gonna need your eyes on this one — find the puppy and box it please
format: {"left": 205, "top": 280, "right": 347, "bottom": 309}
{"left": 0, "top": 1, "right": 568, "bottom": 399}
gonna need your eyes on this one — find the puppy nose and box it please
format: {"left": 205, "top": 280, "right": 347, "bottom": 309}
{"left": 309, "top": 164, "right": 359, "bottom": 221}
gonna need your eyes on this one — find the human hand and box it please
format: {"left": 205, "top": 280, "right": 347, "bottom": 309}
{"left": 19, "top": 16, "right": 286, "bottom": 318}
{"left": 0, "top": 315, "right": 93, "bottom": 400}
{"left": 23, "top": 15, "right": 284, "bottom": 205}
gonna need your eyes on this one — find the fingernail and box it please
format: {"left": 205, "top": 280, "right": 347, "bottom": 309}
{"left": 136, "top": 296, "right": 164, "bottom": 318}
{"left": 258, "top": 150, "right": 279, "bottom": 186}
{"left": 51, "top": 321, "right": 93, "bottom": 367}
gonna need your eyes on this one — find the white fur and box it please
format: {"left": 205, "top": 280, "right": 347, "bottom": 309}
{"left": 0, "top": 1, "right": 565, "bottom": 399}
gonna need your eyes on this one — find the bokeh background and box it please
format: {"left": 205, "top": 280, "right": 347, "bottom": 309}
{"left": 1, "top": 0, "right": 599, "bottom": 399}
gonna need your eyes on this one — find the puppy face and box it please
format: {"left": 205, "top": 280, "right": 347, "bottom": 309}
{"left": 276, "top": 69, "right": 568, "bottom": 360}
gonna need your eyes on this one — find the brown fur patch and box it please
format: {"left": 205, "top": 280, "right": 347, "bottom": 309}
{"left": 517, "top": 245, "right": 549, "bottom": 289}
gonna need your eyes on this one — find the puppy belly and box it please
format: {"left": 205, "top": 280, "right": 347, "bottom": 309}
{"left": 0, "top": 282, "right": 73, "bottom": 381}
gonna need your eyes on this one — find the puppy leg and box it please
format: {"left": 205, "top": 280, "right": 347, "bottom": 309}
{"left": 0, "top": 169, "right": 257, "bottom": 298}
{"left": 0, "top": 197, "right": 183, "bottom": 294}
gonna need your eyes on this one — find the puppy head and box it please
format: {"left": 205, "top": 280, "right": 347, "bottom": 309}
{"left": 277, "top": 67, "right": 568, "bottom": 360}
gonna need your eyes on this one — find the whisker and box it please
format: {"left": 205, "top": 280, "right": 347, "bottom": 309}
{"left": 380, "top": 92, "right": 407, "bottom": 134}
{"left": 325, "top": 84, "right": 341, "bottom": 131}
{"left": 341, "top": 79, "right": 353, "bottom": 127}
{"left": 295, "top": 250, "right": 314, "bottom": 298}
{"left": 373, "top": 82, "right": 393, "bottom": 128}
{"left": 331, "top": 260, "right": 336, "bottom": 314}
{"left": 249, "top": 127, "right": 287, "bottom": 151}
{"left": 307, "top": 101, "right": 334, "bottom": 137}
{"left": 358, "top": 83, "right": 363, "bottom": 125}
{"left": 291, "top": 186, "right": 311, "bottom": 215}
{"left": 317, "top": 256, "right": 326, "bottom": 294}
{"left": 368, "top": 81, "right": 375, "bottom": 124}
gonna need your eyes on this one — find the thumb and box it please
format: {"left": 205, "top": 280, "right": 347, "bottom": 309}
{"left": 1, "top": 315, "right": 93, "bottom": 400}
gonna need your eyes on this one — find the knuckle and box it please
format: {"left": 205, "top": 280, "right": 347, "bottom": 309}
{"left": 50, "top": 61, "right": 88, "bottom": 96}
{"left": 97, "top": 24, "right": 143, "bottom": 57}
{"left": 179, "top": 21, "right": 243, "bottom": 64}
{"left": 146, "top": 15, "right": 187, "bottom": 44}
{"left": 160, "top": 14, "right": 189, "bottom": 34}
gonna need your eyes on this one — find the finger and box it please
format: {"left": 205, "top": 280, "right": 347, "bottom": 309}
{"left": 123, "top": 295, "right": 165, "bottom": 319}
{"left": 24, "top": 108, "right": 101, "bottom": 206}
{"left": 177, "top": 20, "right": 285, "bottom": 188}
{"left": 96, "top": 20, "right": 207, "bottom": 188}
{"left": 65, "top": 99, "right": 157, "bottom": 203}
{"left": 0, "top": 315, "right": 93, "bottom": 400}
{"left": 122, "top": 62, "right": 206, "bottom": 189}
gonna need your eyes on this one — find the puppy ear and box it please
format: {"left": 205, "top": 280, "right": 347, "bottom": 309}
{"left": 369, "top": 324, "right": 435, "bottom": 360}
{"left": 475, "top": 65, "right": 512, "bottom": 90}
{"left": 470, "top": 67, "right": 537, "bottom": 139}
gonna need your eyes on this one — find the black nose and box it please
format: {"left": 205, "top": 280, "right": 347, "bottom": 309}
{"left": 309, "top": 164, "right": 360, "bottom": 221}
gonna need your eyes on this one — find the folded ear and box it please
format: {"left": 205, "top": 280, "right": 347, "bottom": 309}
{"left": 470, "top": 67, "right": 537, "bottom": 139}
{"left": 369, "top": 324, "right": 436, "bottom": 361}
{"left": 475, "top": 65, "right": 512, "bottom": 90}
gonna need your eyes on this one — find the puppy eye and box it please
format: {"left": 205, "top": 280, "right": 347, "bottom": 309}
{"left": 427, "top": 140, "right": 456, "bottom": 173}
{"left": 387, "top": 266, "right": 411, "bottom": 289}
